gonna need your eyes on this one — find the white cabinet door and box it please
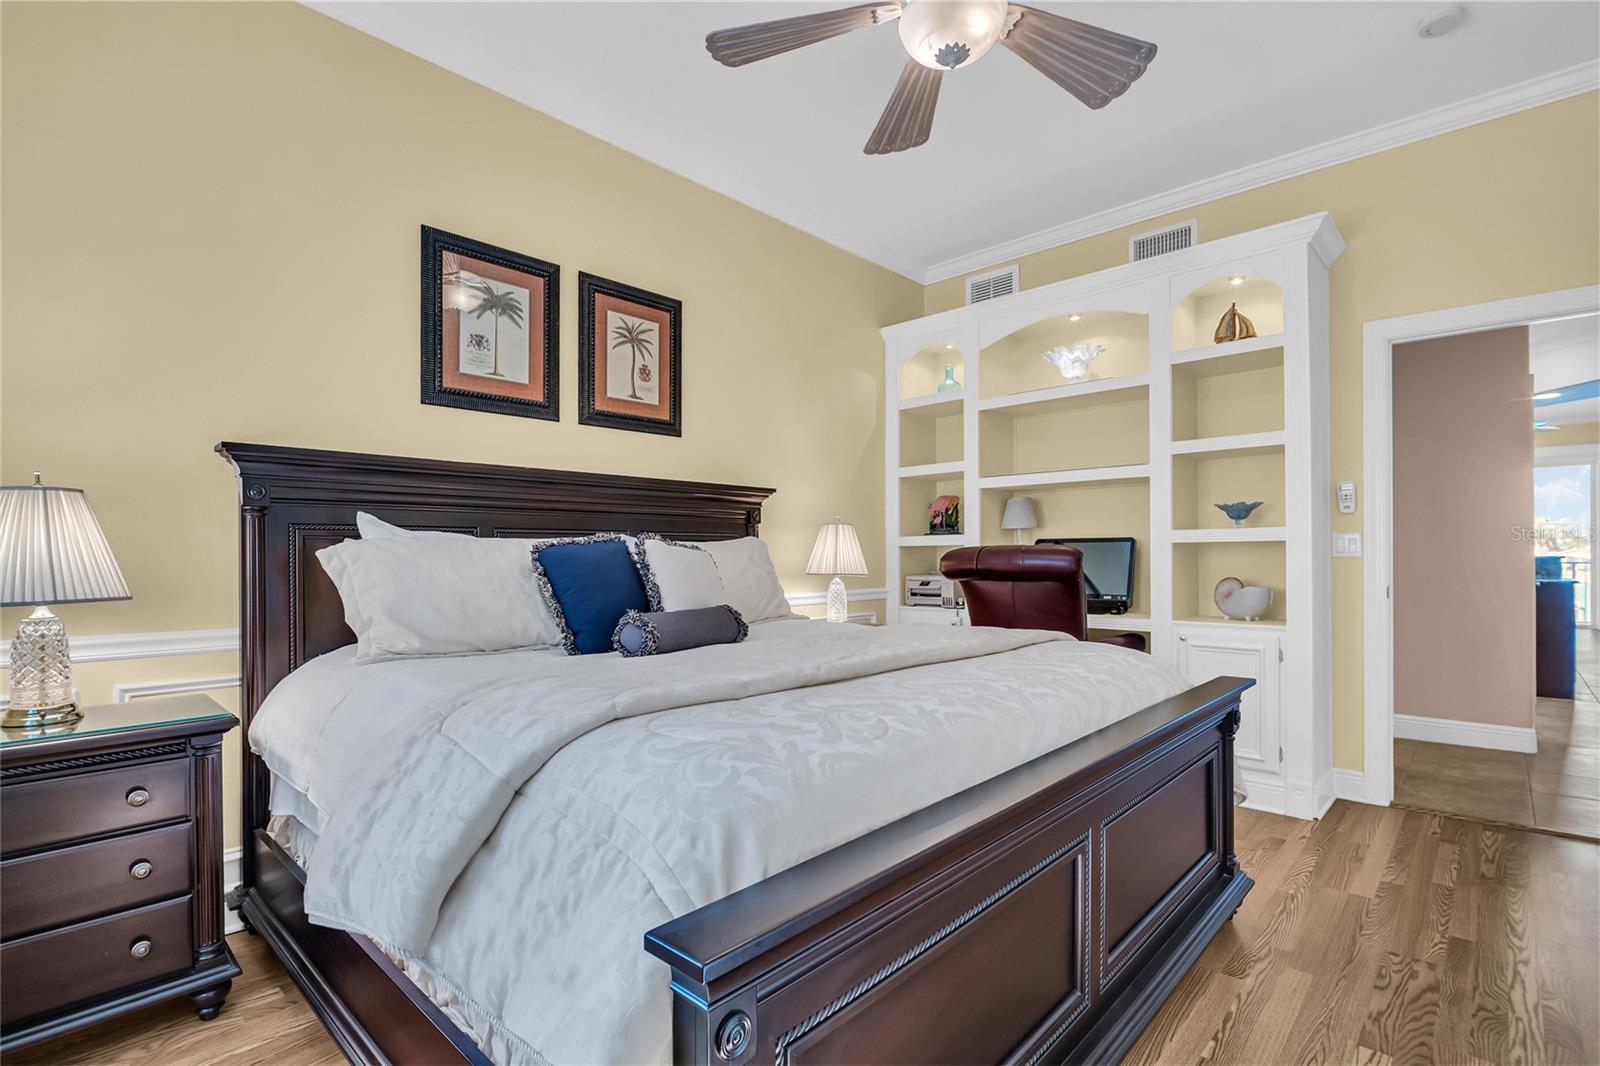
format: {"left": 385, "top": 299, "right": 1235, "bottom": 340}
{"left": 1174, "top": 627, "right": 1281, "bottom": 772}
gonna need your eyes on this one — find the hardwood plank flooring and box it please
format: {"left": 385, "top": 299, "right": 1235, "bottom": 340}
{"left": 12, "top": 802, "right": 1596, "bottom": 1066}
{"left": 1395, "top": 630, "right": 1600, "bottom": 839}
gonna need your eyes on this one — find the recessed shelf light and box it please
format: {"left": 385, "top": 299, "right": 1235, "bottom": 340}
{"left": 1068, "top": 314, "right": 1082, "bottom": 322}
{"left": 1228, "top": 275, "right": 1247, "bottom": 287}
{"left": 1533, "top": 390, "right": 1562, "bottom": 400}
{"left": 943, "top": 344, "right": 954, "bottom": 349}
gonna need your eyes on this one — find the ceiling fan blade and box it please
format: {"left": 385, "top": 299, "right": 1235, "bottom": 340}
{"left": 1000, "top": 4, "right": 1156, "bottom": 110}
{"left": 707, "top": 3, "right": 899, "bottom": 67}
{"left": 864, "top": 59, "right": 942, "bottom": 156}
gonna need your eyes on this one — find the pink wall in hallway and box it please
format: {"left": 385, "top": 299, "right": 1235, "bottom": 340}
{"left": 1393, "top": 326, "right": 1534, "bottom": 728}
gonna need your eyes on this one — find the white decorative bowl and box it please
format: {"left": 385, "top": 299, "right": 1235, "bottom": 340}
{"left": 1218, "top": 585, "right": 1273, "bottom": 622}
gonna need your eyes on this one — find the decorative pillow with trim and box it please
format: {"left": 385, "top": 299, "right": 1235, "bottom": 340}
{"left": 532, "top": 534, "right": 655, "bottom": 655}
{"left": 634, "top": 534, "right": 727, "bottom": 611}
{"left": 612, "top": 605, "right": 748, "bottom": 657}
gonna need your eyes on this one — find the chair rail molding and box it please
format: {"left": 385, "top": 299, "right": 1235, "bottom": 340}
{"left": 1362, "top": 284, "right": 1600, "bottom": 808}
{"left": 0, "top": 627, "right": 240, "bottom": 665}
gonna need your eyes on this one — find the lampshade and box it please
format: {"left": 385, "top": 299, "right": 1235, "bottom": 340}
{"left": 0, "top": 476, "right": 131, "bottom": 607}
{"left": 805, "top": 522, "right": 868, "bottom": 576}
{"left": 1000, "top": 496, "right": 1038, "bottom": 531}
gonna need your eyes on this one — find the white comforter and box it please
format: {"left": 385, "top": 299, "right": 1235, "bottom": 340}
{"left": 253, "top": 620, "right": 1190, "bottom": 1064}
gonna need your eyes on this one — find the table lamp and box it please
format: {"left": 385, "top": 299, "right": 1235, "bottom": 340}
{"left": 1, "top": 474, "right": 131, "bottom": 728}
{"left": 805, "top": 521, "right": 868, "bottom": 624}
{"left": 1001, "top": 496, "right": 1038, "bottom": 544}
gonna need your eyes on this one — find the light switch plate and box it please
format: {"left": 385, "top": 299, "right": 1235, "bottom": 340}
{"left": 1331, "top": 532, "right": 1363, "bottom": 558}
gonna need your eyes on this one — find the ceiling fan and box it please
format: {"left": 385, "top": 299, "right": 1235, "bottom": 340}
{"left": 706, "top": 1, "right": 1157, "bottom": 155}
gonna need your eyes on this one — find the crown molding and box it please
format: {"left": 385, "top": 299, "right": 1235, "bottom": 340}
{"left": 922, "top": 60, "right": 1600, "bottom": 284}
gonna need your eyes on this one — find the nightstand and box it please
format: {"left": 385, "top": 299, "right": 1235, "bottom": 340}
{"left": 0, "top": 694, "right": 241, "bottom": 1052}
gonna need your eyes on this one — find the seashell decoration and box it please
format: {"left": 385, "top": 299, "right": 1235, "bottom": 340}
{"left": 1214, "top": 302, "right": 1257, "bottom": 344}
{"left": 1041, "top": 343, "right": 1105, "bottom": 382}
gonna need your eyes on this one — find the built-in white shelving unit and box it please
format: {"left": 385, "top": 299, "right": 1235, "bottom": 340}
{"left": 882, "top": 213, "right": 1344, "bottom": 819}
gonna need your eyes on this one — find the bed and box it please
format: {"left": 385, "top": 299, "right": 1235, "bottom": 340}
{"left": 218, "top": 441, "right": 1253, "bottom": 1065}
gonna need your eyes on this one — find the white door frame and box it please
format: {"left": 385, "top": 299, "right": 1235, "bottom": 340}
{"left": 1535, "top": 442, "right": 1600, "bottom": 628}
{"left": 1361, "top": 285, "right": 1600, "bottom": 807}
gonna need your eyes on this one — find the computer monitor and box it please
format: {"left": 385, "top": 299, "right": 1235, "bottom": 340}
{"left": 1034, "top": 537, "right": 1136, "bottom": 614}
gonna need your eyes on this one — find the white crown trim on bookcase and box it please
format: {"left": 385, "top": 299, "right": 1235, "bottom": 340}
{"left": 925, "top": 60, "right": 1599, "bottom": 284}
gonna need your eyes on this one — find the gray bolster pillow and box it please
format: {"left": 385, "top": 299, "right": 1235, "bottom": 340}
{"left": 612, "top": 605, "right": 749, "bottom": 657}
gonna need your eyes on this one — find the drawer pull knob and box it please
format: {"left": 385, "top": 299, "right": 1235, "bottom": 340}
{"left": 125, "top": 788, "right": 151, "bottom": 808}
{"left": 130, "top": 860, "right": 153, "bottom": 880}
{"left": 131, "top": 938, "right": 153, "bottom": 959}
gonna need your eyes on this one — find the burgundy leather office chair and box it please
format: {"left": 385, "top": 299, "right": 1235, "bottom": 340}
{"left": 940, "top": 545, "right": 1147, "bottom": 652}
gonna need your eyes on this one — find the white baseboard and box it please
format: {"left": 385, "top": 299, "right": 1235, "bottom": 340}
{"left": 223, "top": 845, "right": 243, "bottom": 936}
{"left": 1394, "top": 713, "right": 1538, "bottom": 753}
{"left": 1333, "top": 768, "right": 1369, "bottom": 803}
{"left": 1238, "top": 775, "right": 1286, "bottom": 816}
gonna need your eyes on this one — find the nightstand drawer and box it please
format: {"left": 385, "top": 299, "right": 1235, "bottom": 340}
{"left": 1, "top": 823, "right": 193, "bottom": 939}
{"left": 0, "top": 896, "right": 193, "bottom": 1025}
{"left": 2, "top": 759, "right": 189, "bottom": 855}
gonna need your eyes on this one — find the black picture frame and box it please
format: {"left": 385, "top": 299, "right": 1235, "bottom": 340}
{"left": 421, "top": 225, "right": 559, "bottom": 421}
{"left": 578, "top": 272, "right": 683, "bottom": 437}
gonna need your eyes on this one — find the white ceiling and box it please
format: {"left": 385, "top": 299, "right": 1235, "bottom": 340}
{"left": 312, "top": 1, "right": 1600, "bottom": 281}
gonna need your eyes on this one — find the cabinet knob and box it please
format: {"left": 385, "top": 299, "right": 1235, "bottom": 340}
{"left": 125, "top": 788, "right": 150, "bottom": 808}
{"left": 130, "top": 860, "right": 153, "bottom": 880}
{"left": 130, "top": 938, "right": 153, "bottom": 959}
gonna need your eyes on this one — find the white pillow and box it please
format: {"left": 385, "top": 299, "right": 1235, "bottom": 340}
{"left": 638, "top": 536, "right": 727, "bottom": 611}
{"left": 694, "top": 537, "right": 795, "bottom": 623}
{"left": 316, "top": 536, "right": 561, "bottom": 660}
{"left": 357, "top": 512, "right": 458, "bottom": 540}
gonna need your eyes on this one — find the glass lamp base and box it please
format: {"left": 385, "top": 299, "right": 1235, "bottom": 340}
{"left": 5, "top": 606, "right": 79, "bottom": 729}
{"left": 826, "top": 576, "right": 849, "bottom": 624}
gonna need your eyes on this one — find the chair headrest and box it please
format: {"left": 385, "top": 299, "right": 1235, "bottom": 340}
{"left": 939, "top": 544, "right": 1084, "bottom": 581}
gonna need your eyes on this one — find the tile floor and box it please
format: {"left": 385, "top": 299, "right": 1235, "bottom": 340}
{"left": 1395, "top": 628, "right": 1600, "bottom": 838}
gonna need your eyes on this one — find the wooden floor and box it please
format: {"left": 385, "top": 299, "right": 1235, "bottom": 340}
{"left": 13, "top": 802, "right": 1597, "bottom": 1065}
{"left": 1395, "top": 629, "right": 1600, "bottom": 838}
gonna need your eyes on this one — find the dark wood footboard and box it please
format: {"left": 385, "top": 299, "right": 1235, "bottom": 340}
{"left": 646, "top": 676, "right": 1252, "bottom": 1065}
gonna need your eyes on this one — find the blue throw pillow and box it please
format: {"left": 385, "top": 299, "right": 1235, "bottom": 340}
{"left": 532, "top": 536, "right": 651, "bottom": 655}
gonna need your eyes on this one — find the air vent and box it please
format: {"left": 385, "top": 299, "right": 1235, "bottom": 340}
{"left": 965, "top": 264, "right": 1020, "bottom": 305}
{"left": 1129, "top": 220, "right": 1198, "bottom": 262}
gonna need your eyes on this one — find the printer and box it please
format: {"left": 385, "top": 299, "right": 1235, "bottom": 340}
{"left": 905, "top": 573, "right": 964, "bottom": 609}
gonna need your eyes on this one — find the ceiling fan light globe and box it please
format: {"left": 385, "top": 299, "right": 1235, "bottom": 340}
{"left": 898, "top": 0, "right": 1010, "bottom": 70}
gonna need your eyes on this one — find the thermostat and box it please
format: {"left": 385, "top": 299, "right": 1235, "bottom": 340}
{"left": 1336, "top": 481, "right": 1356, "bottom": 515}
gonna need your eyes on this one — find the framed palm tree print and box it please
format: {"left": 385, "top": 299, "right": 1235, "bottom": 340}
{"left": 421, "top": 225, "right": 559, "bottom": 421}
{"left": 578, "top": 272, "right": 682, "bottom": 436}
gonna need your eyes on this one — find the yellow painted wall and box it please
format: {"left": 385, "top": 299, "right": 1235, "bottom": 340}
{"left": 926, "top": 92, "right": 1600, "bottom": 769}
{"left": 1538, "top": 421, "right": 1600, "bottom": 447}
{"left": 0, "top": 2, "right": 921, "bottom": 844}
{"left": 4, "top": 0, "right": 1596, "bottom": 819}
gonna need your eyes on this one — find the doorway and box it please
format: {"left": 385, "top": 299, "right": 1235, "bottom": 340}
{"left": 1363, "top": 285, "right": 1600, "bottom": 839}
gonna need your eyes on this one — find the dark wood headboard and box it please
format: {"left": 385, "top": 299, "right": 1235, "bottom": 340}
{"left": 216, "top": 441, "right": 775, "bottom": 850}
